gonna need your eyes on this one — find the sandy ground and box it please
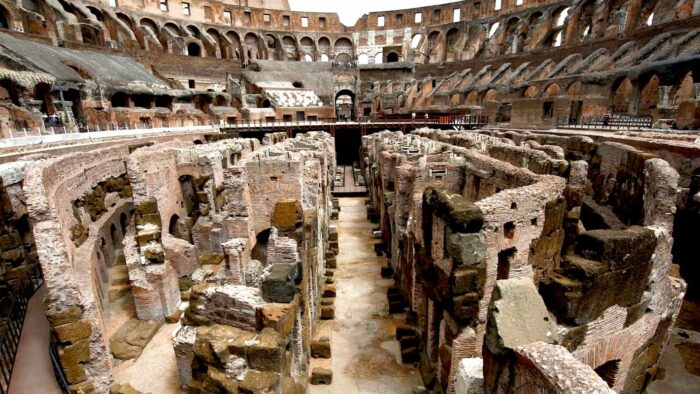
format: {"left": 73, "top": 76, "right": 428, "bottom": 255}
{"left": 309, "top": 197, "right": 422, "bottom": 394}
{"left": 113, "top": 321, "right": 183, "bottom": 393}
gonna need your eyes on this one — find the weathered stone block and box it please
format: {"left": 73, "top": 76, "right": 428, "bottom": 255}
{"left": 54, "top": 320, "right": 92, "bottom": 343}
{"left": 247, "top": 328, "right": 283, "bottom": 371}
{"left": 575, "top": 226, "right": 656, "bottom": 270}
{"left": 239, "top": 370, "right": 280, "bottom": 393}
{"left": 446, "top": 232, "right": 486, "bottom": 267}
{"left": 261, "top": 263, "right": 297, "bottom": 303}
{"left": 320, "top": 306, "right": 335, "bottom": 320}
{"left": 310, "top": 367, "right": 332, "bottom": 385}
{"left": 271, "top": 199, "right": 303, "bottom": 231}
{"left": 311, "top": 337, "right": 331, "bottom": 358}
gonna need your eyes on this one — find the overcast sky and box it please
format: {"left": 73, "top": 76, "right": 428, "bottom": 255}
{"left": 287, "top": 0, "right": 458, "bottom": 26}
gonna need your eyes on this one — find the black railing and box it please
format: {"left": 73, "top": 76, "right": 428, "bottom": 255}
{"left": 49, "top": 342, "right": 70, "bottom": 393}
{"left": 0, "top": 285, "right": 29, "bottom": 394}
{"left": 558, "top": 114, "right": 653, "bottom": 129}
{"left": 0, "top": 266, "right": 44, "bottom": 394}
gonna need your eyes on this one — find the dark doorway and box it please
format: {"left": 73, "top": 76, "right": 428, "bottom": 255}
{"left": 386, "top": 52, "right": 399, "bottom": 62}
{"left": 335, "top": 130, "right": 362, "bottom": 165}
{"left": 335, "top": 90, "right": 355, "bottom": 121}
{"left": 570, "top": 100, "right": 583, "bottom": 123}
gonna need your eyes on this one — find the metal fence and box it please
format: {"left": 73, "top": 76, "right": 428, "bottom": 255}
{"left": 558, "top": 114, "right": 653, "bottom": 129}
{"left": 0, "top": 272, "right": 45, "bottom": 394}
{"left": 49, "top": 342, "right": 70, "bottom": 393}
{"left": 0, "top": 286, "right": 29, "bottom": 394}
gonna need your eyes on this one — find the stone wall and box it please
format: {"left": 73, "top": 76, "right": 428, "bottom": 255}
{"left": 362, "top": 128, "right": 685, "bottom": 393}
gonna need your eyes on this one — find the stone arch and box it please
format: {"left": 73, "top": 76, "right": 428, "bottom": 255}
{"left": 0, "top": 78, "right": 21, "bottom": 105}
{"left": 611, "top": 77, "right": 634, "bottom": 113}
{"left": 0, "top": 4, "right": 12, "bottom": 29}
{"left": 445, "top": 27, "right": 461, "bottom": 60}
{"left": 503, "top": 17, "right": 521, "bottom": 54}
{"left": 300, "top": 36, "right": 315, "bottom": 60}
{"left": 318, "top": 36, "right": 331, "bottom": 58}
{"left": 187, "top": 41, "right": 201, "bottom": 57}
{"left": 244, "top": 32, "right": 261, "bottom": 61}
{"left": 386, "top": 52, "right": 399, "bottom": 63}
{"left": 575, "top": 0, "right": 596, "bottom": 40}
{"left": 225, "top": 31, "right": 242, "bottom": 60}
{"left": 523, "top": 85, "right": 539, "bottom": 98}
{"left": 334, "top": 37, "right": 353, "bottom": 56}
{"left": 335, "top": 53, "right": 352, "bottom": 64}
{"left": 639, "top": 74, "right": 661, "bottom": 112}
{"left": 263, "top": 33, "right": 279, "bottom": 60}
{"left": 282, "top": 35, "right": 298, "bottom": 60}
{"left": 674, "top": 71, "right": 695, "bottom": 105}
{"left": 140, "top": 17, "right": 166, "bottom": 50}
{"left": 207, "top": 28, "right": 226, "bottom": 58}
{"left": 358, "top": 53, "right": 369, "bottom": 64}
{"left": 427, "top": 30, "right": 442, "bottom": 63}
{"left": 566, "top": 81, "right": 583, "bottom": 97}
{"left": 465, "top": 91, "right": 480, "bottom": 106}
{"left": 483, "top": 88, "right": 498, "bottom": 103}
{"left": 80, "top": 24, "right": 104, "bottom": 46}
{"left": 163, "top": 22, "right": 180, "bottom": 36}
{"left": 86, "top": 6, "right": 104, "bottom": 22}
{"left": 543, "top": 83, "right": 561, "bottom": 99}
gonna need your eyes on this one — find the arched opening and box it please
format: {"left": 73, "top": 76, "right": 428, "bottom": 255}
{"left": 612, "top": 77, "right": 634, "bottom": 113}
{"left": 132, "top": 94, "right": 153, "bottom": 109}
{"left": 111, "top": 92, "right": 130, "bottom": 108}
{"left": 168, "top": 214, "right": 179, "bottom": 235}
{"left": 187, "top": 42, "right": 201, "bottom": 57}
{"left": 446, "top": 28, "right": 461, "bottom": 59}
{"left": 226, "top": 31, "right": 242, "bottom": 60}
{"left": 110, "top": 223, "right": 118, "bottom": 247}
{"left": 411, "top": 34, "right": 422, "bottom": 49}
{"left": 120, "top": 212, "right": 128, "bottom": 235}
{"left": 193, "top": 139, "right": 203, "bottom": 145}
{"left": 386, "top": 52, "right": 399, "bottom": 63}
{"left": 543, "top": 83, "right": 561, "bottom": 99}
{"left": 300, "top": 36, "right": 314, "bottom": 60}
{"left": 335, "top": 90, "right": 354, "bottom": 121}
{"left": 261, "top": 99, "right": 271, "bottom": 108}
{"left": 374, "top": 53, "right": 383, "bottom": 64}
{"left": 34, "top": 83, "right": 54, "bottom": 115}
{"left": 358, "top": 53, "right": 369, "bottom": 64}
{"left": 207, "top": 28, "right": 226, "bottom": 58}
{"left": 639, "top": 74, "right": 660, "bottom": 113}
{"left": 282, "top": 35, "right": 298, "bottom": 60}
{"left": 81, "top": 24, "right": 103, "bottom": 46}
{"left": 87, "top": 6, "right": 104, "bottom": 22}
{"left": 0, "top": 5, "right": 10, "bottom": 29}
{"left": 244, "top": 33, "right": 261, "bottom": 61}
{"left": 497, "top": 247, "right": 516, "bottom": 280}
{"left": 251, "top": 228, "right": 271, "bottom": 264}
{"left": 318, "top": 36, "right": 331, "bottom": 60}
{"left": 335, "top": 53, "right": 352, "bottom": 64}
{"left": 0, "top": 79, "right": 20, "bottom": 106}
{"left": 594, "top": 359, "right": 620, "bottom": 388}
{"left": 292, "top": 81, "right": 303, "bottom": 89}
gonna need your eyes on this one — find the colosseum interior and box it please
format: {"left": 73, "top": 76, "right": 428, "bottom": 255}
{"left": 0, "top": 0, "right": 699, "bottom": 393}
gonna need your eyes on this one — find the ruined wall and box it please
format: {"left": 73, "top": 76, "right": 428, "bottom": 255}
{"left": 363, "top": 128, "right": 685, "bottom": 393}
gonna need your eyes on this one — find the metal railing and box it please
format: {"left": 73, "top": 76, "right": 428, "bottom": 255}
{"left": 0, "top": 268, "right": 45, "bottom": 394}
{"left": 49, "top": 342, "right": 70, "bottom": 393}
{"left": 222, "top": 115, "right": 488, "bottom": 129}
{"left": 558, "top": 114, "right": 653, "bottom": 129}
{"left": 0, "top": 285, "right": 29, "bottom": 394}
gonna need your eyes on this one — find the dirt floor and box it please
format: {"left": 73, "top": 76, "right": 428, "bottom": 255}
{"left": 309, "top": 197, "right": 422, "bottom": 393}
{"left": 647, "top": 299, "right": 700, "bottom": 393}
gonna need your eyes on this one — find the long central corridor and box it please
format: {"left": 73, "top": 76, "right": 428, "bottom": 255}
{"left": 311, "top": 197, "right": 422, "bottom": 393}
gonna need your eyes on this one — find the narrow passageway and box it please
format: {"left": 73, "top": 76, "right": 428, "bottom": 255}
{"left": 311, "top": 197, "right": 421, "bottom": 393}
{"left": 9, "top": 286, "right": 61, "bottom": 394}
